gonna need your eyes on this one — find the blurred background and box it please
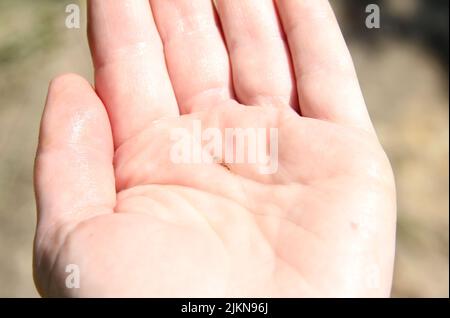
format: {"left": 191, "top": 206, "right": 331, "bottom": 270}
{"left": 0, "top": 0, "right": 448, "bottom": 297}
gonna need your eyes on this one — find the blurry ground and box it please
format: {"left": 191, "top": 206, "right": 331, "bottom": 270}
{"left": 0, "top": 0, "right": 448, "bottom": 297}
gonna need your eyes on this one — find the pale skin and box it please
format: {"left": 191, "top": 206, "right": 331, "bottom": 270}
{"left": 33, "top": 0, "right": 396, "bottom": 297}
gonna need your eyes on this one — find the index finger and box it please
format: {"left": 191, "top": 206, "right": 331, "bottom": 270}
{"left": 88, "top": 0, "right": 179, "bottom": 147}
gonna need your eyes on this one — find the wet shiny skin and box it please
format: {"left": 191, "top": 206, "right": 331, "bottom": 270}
{"left": 34, "top": 0, "right": 396, "bottom": 297}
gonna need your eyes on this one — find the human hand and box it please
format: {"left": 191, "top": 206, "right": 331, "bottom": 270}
{"left": 33, "top": 0, "right": 396, "bottom": 297}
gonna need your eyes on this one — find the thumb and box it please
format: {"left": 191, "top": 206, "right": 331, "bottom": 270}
{"left": 34, "top": 73, "right": 116, "bottom": 239}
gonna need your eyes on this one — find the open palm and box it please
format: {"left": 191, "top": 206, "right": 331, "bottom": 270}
{"left": 34, "top": 0, "right": 396, "bottom": 297}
